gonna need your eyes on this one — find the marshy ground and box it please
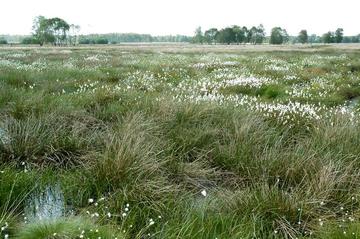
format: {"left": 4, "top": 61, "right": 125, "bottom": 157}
{"left": 1, "top": 44, "right": 360, "bottom": 238}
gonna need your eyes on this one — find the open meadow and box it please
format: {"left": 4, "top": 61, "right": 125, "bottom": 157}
{"left": 2, "top": 44, "right": 360, "bottom": 238}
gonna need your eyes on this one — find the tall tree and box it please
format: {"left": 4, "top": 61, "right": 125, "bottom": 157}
{"left": 32, "top": 16, "right": 71, "bottom": 46}
{"left": 232, "top": 25, "right": 245, "bottom": 44}
{"left": 298, "top": 30, "right": 308, "bottom": 44}
{"left": 204, "top": 28, "right": 218, "bottom": 44}
{"left": 309, "top": 34, "right": 321, "bottom": 43}
{"left": 249, "top": 25, "right": 265, "bottom": 44}
{"left": 335, "top": 28, "right": 344, "bottom": 43}
{"left": 48, "top": 17, "right": 70, "bottom": 46}
{"left": 270, "top": 27, "right": 288, "bottom": 44}
{"left": 242, "top": 26, "right": 250, "bottom": 43}
{"left": 322, "top": 31, "right": 335, "bottom": 43}
{"left": 216, "top": 27, "right": 235, "bottom": 44}
{"left": 69, "top": 24, "right": 81, "bottom": 45}
{"left": 32, "top": 16, "right": 54, "bottom": 46}
{"left": 193, "top": 27, "right": 204, "bottom": 44}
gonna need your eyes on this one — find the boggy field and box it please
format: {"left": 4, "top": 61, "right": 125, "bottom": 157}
{"left": 1, "top": 44, "right": 360, "bottom": 238}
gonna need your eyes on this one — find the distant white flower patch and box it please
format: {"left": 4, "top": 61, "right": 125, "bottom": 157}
{"left": 222, "top": 61, "right": 238, "bottom": 66}
{"left": 9, "top": 52, "right": 28, "bottom": 58}
{"left": 192, "top": 62, "right": 215, "bottom": 69}
{"left": 225, "top": 76, "right": 273, "bottom": 88}
{"left": 265, "top": 64, "right": 290, "bottom": 72}
{"left": 85, "top": 55, "right": 100, "bottom": 61}
{"left": 192, "top": 61, "right": 238, "bottom": 69}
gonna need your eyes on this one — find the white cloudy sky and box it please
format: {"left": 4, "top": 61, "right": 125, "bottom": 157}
{"left": 1, "top": 0, "right": 359, "bottom": 36}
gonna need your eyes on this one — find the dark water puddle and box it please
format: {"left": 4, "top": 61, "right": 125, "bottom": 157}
{"left": 0, "top": 127, "right": 10, "bottom": 145}
{"left": 24, "top": 184, "right": 72, "bottom": 222}
{"left": 349, "top": 97, "right": 360, "bottom": 110}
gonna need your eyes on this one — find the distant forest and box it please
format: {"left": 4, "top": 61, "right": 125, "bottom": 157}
{"left": 193, "top": 26, "right": 360, "bottom": 44}
{"left": 0, "top": 33, "right": 192, "bottom": 44}
{"left": 78, "top": 33, "right": 192, "bottom": 44}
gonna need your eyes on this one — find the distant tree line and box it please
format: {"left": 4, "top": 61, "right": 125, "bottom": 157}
{"left": 79, "top": 37, "right": 109, "bottom": 44}
{"left": 321, "top": 28, "right": 344, "bottom": 43}
{"left": 78, "top": 33, "right": 192, "bottom": 44}
{"left": 0, "top": 35, "right": 28, "bottom": 44}
{"left": 294, "top": 28, "right": 360, "bottom": 44}
{"left": 5, "top": 33, "right": 191, "bottom": 45}
{"left": 0, "top": 38, "right": 7, "bottom": 44}
{"left": 342, "top": 35, "right": 360, "bottom": 43}
{"left": 192, "top": 25, "right": 360, "bottom": 45}
{"left": 193, "top": 25, "right": 266, "bottom": 44}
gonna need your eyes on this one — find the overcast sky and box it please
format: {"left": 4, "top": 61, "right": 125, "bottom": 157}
{"left": 1, "top": 0, "right": 359, "bottom": 36}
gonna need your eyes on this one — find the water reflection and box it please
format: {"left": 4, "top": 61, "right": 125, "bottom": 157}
{"left": 24, "top": 184, "right": 68, "bottom": 221}
{"left": 0, "top": 127, "right": 10, "bottom": 145}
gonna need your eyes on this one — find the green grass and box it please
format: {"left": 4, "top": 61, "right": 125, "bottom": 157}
{"left": 16, "top": 217, "right": 124, "bottom": 239}
{"left": 1, "top": 45, "right": 360, "bottom": 238}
